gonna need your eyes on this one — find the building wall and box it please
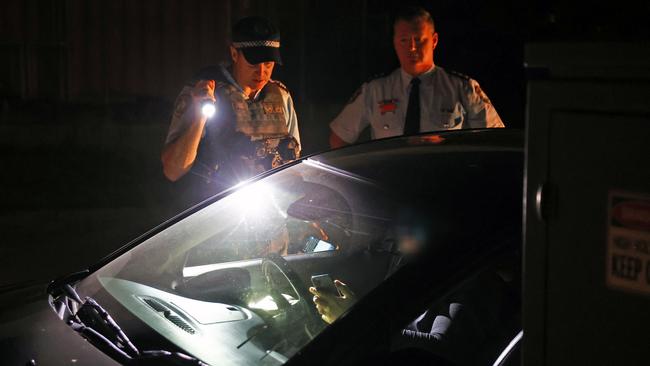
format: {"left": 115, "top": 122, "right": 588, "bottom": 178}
{"left": 0, "top": 0, "right": 238, "bottom": 101}
{"left": 0, "top": 1, "right": 386, "bottom": 104}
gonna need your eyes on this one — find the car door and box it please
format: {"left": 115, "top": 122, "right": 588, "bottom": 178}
{"left": 286, "top": 239, "right": 522, "bottom": 366}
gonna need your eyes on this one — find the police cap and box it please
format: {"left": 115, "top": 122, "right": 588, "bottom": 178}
{"left": 232, "top": 16, "right": 282, "bottom": 65}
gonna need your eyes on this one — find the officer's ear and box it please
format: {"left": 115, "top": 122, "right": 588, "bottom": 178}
{"left": 431, "top": 32, "right": 439, "bottom": 50}
{"left": 229, "top": 46, "right": 239, "bottom": 63}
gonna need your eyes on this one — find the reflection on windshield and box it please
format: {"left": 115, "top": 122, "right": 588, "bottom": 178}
{"left": 83, "top": 161, "right": 395, "bottom": 365}
{"left": 75, "top": 146, "right": 522, "bottom": 365}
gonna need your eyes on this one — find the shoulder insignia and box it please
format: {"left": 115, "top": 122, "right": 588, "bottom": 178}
{"left": 472, "top": 80, "right": 492, "bottom": 105}
{"left": 447, "top": 69, "right": 471, "bottom": 81}
{"left": 173, "top": 93, "right": 192, "bottom": 118}
{"left": 343, "top": 69, "right": 393, "bottom": 104}
{"left": 269, "top": 79, "right": 289, "bottom": 92}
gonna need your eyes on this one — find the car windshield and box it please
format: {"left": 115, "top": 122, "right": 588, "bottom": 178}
{"left": 75, "top": 134, "right": 522, "bottom": 365}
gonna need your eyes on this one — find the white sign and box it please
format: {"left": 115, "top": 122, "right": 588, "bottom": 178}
{"left": 606, "top": 190, "right": 650, "bottom": 295}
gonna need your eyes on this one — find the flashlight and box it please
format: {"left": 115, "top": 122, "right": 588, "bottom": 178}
{"left": 201, "top": 102, "right": 216, "bottom": 118}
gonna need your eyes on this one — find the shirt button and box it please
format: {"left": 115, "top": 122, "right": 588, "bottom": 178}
{"left": 383, "top": 124, "right": 389, "bottom": 130}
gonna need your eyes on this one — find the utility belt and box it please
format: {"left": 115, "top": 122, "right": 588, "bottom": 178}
{"left": 191, "top": 136, "right": 299, "bottom": 187}
{"left": 244, "top": 135, "right": 299, "bottom": 173}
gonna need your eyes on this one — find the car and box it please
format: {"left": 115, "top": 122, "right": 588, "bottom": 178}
{"left": 0, "top": 129, "right": 524, "bottom": 366}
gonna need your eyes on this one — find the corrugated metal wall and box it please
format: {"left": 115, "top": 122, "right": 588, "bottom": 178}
{"left": 0, "top": 0, "right": 382, "bottom": 106}
{"left": 66, "top": 0, "right": 235, "bottom": 101}
{"left": 0, "top": 0, "right": 64, "bottom": 99}
{"left": 0, "top": 0, "right": 244, "bottom": 101}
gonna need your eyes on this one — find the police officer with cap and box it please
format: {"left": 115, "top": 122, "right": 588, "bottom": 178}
{"left": 329, "top": 6, "right": 503, "bottom": 148}
{"left": 162, "top": 16, "right": 300, "bottom": 204}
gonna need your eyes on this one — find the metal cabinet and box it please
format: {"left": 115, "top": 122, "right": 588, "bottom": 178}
{"left": 524, "top": 43, "right": 650, "bottom": 366}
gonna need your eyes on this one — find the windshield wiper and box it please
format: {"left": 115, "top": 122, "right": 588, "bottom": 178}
{"left": 77, "top": 297, "right": 140, "bottom": 357}
{"left": 47, "top": 269, "right": 90, "bottom": 296}
{"left": 59, "top": 283, "right": 207, "bottom": 365}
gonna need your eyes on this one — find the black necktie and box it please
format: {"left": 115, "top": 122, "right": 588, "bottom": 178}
{"left": 404, "top": 77, "right": 421, "bottom": 135}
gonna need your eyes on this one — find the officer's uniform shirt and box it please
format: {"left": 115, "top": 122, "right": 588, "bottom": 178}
{"left": 330, "top": 65, "right": 503, "bottom": 143}
{"left": 165, "top": 64, "right": 300, "bottom": 151}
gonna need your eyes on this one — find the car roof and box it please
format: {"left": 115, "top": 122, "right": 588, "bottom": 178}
{"left": 315, "top": 128, "right": 523, "bottom": 160}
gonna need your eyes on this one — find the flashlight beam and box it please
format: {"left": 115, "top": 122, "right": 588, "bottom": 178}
{"left": 201, "top": 103, "right": 216, "bottom": 118}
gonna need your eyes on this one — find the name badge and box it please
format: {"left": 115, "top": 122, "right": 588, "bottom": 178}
{"left": 379, "top": 99, "right": 399, "bottom": 115}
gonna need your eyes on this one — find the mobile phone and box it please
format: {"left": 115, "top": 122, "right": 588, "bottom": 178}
{"left": 311, "top": 274, "right": 341, "bottom": 296}
{"left": 304, "top": 236, "right": 337, "bottom": 253}
{"left": 304, "top": 236, "right": 320, "bottom": 253}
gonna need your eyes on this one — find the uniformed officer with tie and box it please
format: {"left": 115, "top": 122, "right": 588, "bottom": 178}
{"left": 329, "top": 6, "right": 504, "bottom": 148}
{"left": 162, "top": 16, "right": 300, "bottom": 207}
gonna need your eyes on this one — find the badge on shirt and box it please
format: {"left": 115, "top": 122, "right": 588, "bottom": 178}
{"left": 379, "top": 99, "right": 399, "bottom": 115}
{"left": 473, "top": 82, "right": 492, "bottom": 105}
{"left": 262, "top": 102, "right": 284, "bottom": 114}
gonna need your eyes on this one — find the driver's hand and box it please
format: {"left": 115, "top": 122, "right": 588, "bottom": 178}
{"left": 309, "top": 280, "right": 356, "bottom": 324}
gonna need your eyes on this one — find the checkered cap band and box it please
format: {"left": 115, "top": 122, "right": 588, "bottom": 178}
{"left": 232, "top": 40, "right": 280, "bottom": 49}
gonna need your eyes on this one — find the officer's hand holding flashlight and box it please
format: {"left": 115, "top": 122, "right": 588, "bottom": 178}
{"left": 192, "top": 79, "right": 217, "bottom": 119}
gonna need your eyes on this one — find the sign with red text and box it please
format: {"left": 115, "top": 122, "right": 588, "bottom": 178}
{"left": 606, "top": 191, "right": 650, "bottom": 295}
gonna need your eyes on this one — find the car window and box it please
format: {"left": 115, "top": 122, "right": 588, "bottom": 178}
{"left": 390, "top": 255, "right": 522, "bottom": 365}
{"left": 79, "top": 159, "right": 398, "bottom": 365}
{"left": 76, "top": 144, "right": 522, "bottom": 366}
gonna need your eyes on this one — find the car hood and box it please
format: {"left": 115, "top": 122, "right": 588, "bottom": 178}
{"left": 0, "top": 283, "right": 117, "bottom": 365}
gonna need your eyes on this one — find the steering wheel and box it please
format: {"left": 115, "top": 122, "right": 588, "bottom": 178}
{"left": 261, "top": 254, "right": 325, "bottom": 339}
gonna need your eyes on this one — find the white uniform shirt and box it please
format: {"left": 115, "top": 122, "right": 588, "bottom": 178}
{"left": 165, "top": 64, "right": 301, "bottom": 150}
{"left": 330, "top": 65, "right": 504, "bottom": 143}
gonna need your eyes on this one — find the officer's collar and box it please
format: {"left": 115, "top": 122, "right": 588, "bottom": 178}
{"left": 219, "top": 62, "right": 264, "bottom": 100}
{"left": 400, "top": 64, "right": 436, "bottom": 90}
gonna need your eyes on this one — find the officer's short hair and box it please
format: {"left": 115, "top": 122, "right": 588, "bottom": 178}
{"left": 393, "top": 6, "right": 435, "bottom": 32}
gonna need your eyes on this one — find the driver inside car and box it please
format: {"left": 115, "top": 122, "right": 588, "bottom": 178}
{"left": 254, "top": 213, "right": 337, "bottom": 258}
{"left": 308, "top": 211, "right": 427, "bottom": 323}
{"left": 309, "top": 207, "right": 520, "bottom": 365}
{"left": 256, "top": 224, "right": 290, "bottom": 257}
{"left": 248, "top": 178, "right": 350, "bottom": 258}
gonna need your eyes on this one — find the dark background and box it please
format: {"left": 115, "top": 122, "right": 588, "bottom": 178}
{"left": 1, "top": 0, "right": 648, "bottom": 288}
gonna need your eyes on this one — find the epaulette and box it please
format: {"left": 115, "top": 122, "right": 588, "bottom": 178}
{"left": 344, "top": 71, "right": 391, "bottom": 105}
{"left": 268, "top": 79, "right": 289, "bottom": 92}
{"left": 447, "top": 69, "right": 471, "bottom": 81}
